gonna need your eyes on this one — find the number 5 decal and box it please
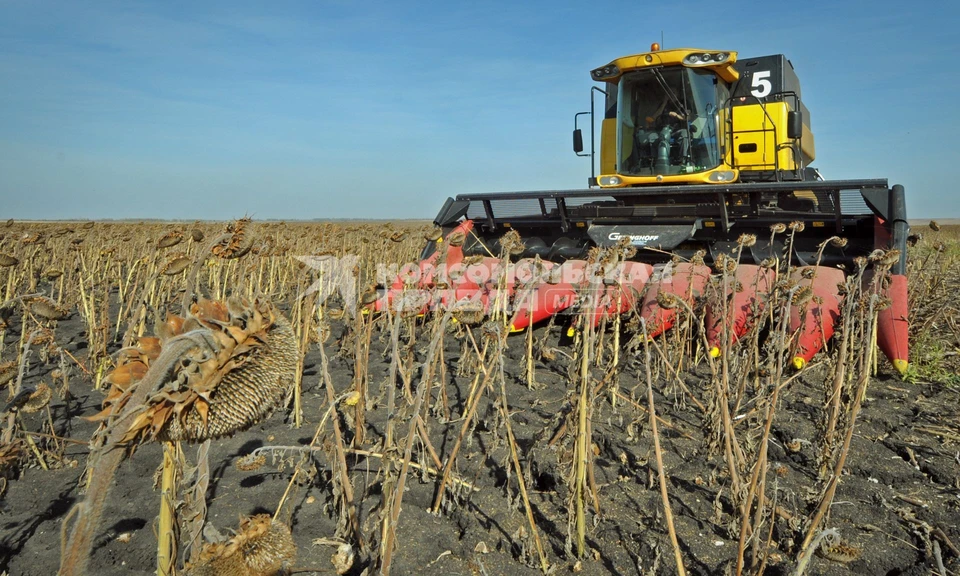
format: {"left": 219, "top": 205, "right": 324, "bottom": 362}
{"left": 751, "top": 70, "right": 772, "bottom": 98}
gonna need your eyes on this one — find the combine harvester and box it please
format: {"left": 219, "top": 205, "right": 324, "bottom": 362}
{"left": 374, "top": 45, "right": 909, "bottom": 374}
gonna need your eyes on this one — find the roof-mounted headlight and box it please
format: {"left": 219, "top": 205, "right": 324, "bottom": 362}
{"left": 590, "top": 64, "right": 621, "bottom": 80}
{"left": 685, "top": 52, "right": 730, "bottom": 66}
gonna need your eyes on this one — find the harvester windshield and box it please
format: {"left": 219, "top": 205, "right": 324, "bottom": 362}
{"left": 617, "top": 67, "right": 724, "bottom": 177}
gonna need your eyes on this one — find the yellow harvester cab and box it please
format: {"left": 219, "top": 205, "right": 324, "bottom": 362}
{"left": 589, "top": 45, "right": 815, "bottom": 189}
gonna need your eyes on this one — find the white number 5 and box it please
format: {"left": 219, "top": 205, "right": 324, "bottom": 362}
{"left": 751, "top": 70, "right": 772, "bottom": 98}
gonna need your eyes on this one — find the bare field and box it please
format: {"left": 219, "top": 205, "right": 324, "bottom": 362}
{"left": 0, "top": 219, "right": 958, "bottom": 575}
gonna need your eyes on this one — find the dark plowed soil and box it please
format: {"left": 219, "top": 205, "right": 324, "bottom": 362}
{"left": 2, "top": 311, "right": 959, "bottom": 575}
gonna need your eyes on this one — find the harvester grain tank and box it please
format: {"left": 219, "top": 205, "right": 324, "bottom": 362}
{"left": 375, "top": 44, "right": 910, "bottom": 374}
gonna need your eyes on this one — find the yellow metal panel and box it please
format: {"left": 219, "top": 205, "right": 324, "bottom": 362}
{"left": 731, "top": 102, "right": 802, "bottom": 172}
{"left": 801, "top": 121, "right": 816, "bottom": 162}
{"left": 600, "top": 118, "right": 618, "bottom": 174}
{"left": 597, "top": 169, "right": 739, "bottom": 187}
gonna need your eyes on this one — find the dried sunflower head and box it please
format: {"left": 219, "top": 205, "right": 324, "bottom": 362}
{"left": 424, "top": 226, "right": 443, "bottom": 242}
{"left": 93, "top": 297, "right": 299, "bottom": 445}
{"left": 235, "top": 452, "right": 267, "bottom": 472}
{"left": 0, "top": 361, "right": 18, "bottom": 388}
{"left": 157, "top": 231, "right": 184, "bottom": 249}
{"left": 691, "top": 249, "right": 707, "bottom": 267}
{"left": 816, "top": 529, "right": 862, "bottom": 564}
{"left": 499, "top": 229, "right": 524, "bottom": 256}
{"left": 359, "top": 286, "right": 379, "bottom": 306}
{"left": 186, "top": 515, "right": 296, "bottom": 576}
{"left": 452, "top": 297, "right": 486, "bottom": 325}
{"left": 21, "top": 383, "right": 52, "bottom": 413}
{"left": 20, "top": 232, "right": 43, "bottom": 245}
{"left": 791, "top": 286, "right": 814, "bottom": 306}
{"left": 656, "top": 292, "right": 680, "bottom": 310}
{"left": 25, "top": 297, "right": 69, "bottom": 320}
{"left": 212, "top": 218, "right": 253, "bottom": 260}
{"left": 161, "top": 255, "right": 192, "bottom": 276}
{"left": 481, "top": 321, "right": 504, "bottom": 341}
{"left": 713, "top": 253, "right": 730, "bottom": 274}
{"left": 880, "top": 249, "right": 901, "bottom": 268}
{"left": 868, "top": 249, "right": 886, "bottom": 262}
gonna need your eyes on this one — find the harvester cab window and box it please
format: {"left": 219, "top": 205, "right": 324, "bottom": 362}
{"left": 618, "top": 67, "right": 722, "bottom": 177}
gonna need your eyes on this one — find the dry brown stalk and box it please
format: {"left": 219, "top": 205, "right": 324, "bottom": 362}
{"left": 493, "top": 331, "right": 549, "bottom": 572}
{"left": 640, "top": 320, "right": 686, "bottom": 576}
{"left": 735, "top": 350, "right": 784, "bottom": 575}
{"left": 179, "top": 440, "right": 211, "bottom": 567}
{"left": 317, "top": 341, "right": 362, "bottom": 549}
{"left": 819, "top": 274, "right": 862, "bottom": 476}
{"left": 645, "top": 336, "right": 706, "bottom": 413}
{"left": 157, "top": 441, "right": 179, "bottom": 575}
{"left": 430, "top": 330, "right": 492, "bottom": 514}
{"left": 796, "top": 298, "right": 879, "bottom": 560}
{"left": 273, "top": 401, "right": 338, "bottom": 522}
{"left": 570, "top": 285, "right": 598, "bottom": 558}
{"left": 2, "top": 328, "right": 44, "bottom": 445}
{"left": 352, "top": 309, "right": 374, "bottom": 445}
{"left": 672, "top": 292, "right": 744, "bottom": 493}
{"left": 348, "top": 448, "right": 478, "bottom": 491}
{"left": 59, "top": 335, "right": 203, "bottom": 576}
{"left": 380, "top": 311, "right": 452, "bottom": 575}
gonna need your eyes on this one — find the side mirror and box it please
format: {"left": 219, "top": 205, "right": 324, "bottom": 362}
{"left": 573, "top": 129, "right": 584, "bottom": 154}
{"left": 787, "top": 111, "right": 802, "bottom": 139}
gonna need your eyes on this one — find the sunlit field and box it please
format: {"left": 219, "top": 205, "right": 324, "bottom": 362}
{"left": 0, "top": 218, "right": 957, "bottom": 575}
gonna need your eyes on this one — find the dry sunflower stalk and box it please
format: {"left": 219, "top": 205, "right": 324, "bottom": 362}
{"left": 61, "top": 296, "right": 299, "bottom": 575}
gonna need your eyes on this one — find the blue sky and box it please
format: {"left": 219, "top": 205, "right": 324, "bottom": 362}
{"left": 0, "top": 0, "right": 956, "bottom": 220}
